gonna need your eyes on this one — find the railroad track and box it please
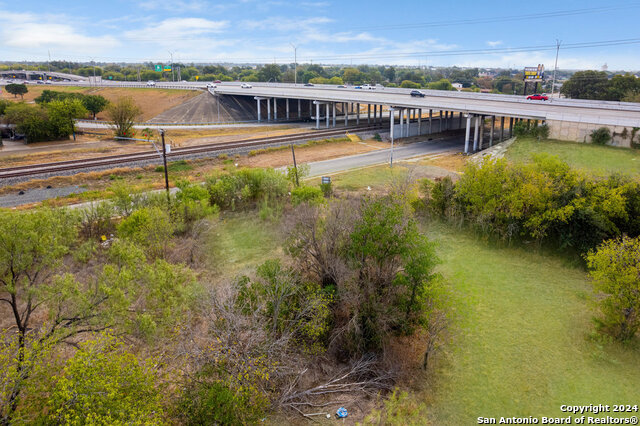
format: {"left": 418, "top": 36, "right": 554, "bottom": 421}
{"left": 0, "top": 124, "right": 384, "bottom": 179}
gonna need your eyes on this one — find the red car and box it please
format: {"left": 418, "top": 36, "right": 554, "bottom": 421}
{"left": 214, "top": 80, "right": 222, "bottom": 83}
{"left": 527, "top": 93, "right": 548, "bottom": 101}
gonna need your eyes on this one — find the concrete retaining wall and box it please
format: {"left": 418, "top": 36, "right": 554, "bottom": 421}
{"left": 547, "top": 120, "right": 637, "bottom": 148}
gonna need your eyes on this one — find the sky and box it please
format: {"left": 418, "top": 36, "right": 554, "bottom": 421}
{"left": 1, "top": 0, "right": 640, "bottom": 70}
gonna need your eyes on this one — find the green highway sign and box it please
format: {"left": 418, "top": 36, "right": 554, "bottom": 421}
{"left": 155, "top": 64, "right": 162, "bottom": 72}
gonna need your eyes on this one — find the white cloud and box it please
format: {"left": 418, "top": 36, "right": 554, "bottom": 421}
{"left": 137, "top": 0, "right": 207, "bottom": 12}
{"left": 486, "top": 40, "right": 502, "bottom": 47}
{"left": 242, "top": 16, "right": 332, "bottom": 31}
{"left": 1, "top": 12, "right": 119, "bottom": 52}
{"left": 124, "top": 18, "right": 229, "bottom": 41}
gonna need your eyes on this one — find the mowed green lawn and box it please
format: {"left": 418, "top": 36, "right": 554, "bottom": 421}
{"left": 506, "top": 137, "right": 640, "bottom": 176}
{"left": 425, "top": 222, "right": 640, "bottom": 424}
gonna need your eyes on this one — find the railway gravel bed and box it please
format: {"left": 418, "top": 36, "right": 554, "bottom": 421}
{"left": 0, "top": 132, "right": 376, "bottom": 188}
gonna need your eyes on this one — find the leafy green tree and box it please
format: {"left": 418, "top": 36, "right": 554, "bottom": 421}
{"left": 561, "top": 70, "right": 609, "bottom": 100}
{"left": 107, "top": 96, "right": 142, "bottom": 138}
{"left": 44, "top": 335, "right": 165, "bottom": 425}
{"left": 607, "top": 74, "right": 640, "bottom": 101}
{"left": 82, "top": 94, "right": 109, "bottom": 119}
{"left": 586, "top": 236, "right": 640, "bottom": 341}
{"left": 427, "top": 78, "right": 454, "bottom": 91}
{"left": 0, "top": 209, "right": 198, "bottom": 422}
{"left": 342, "top": 67, "right": 363, "bottom": 84}
{"left": 5, "top": 83, "right": 28, "bottom": 99}
{"left": 258, "top": 64, "right": 282, "bottom": 82}
{"left": 400, "top": 80, "right": 421, "bottom": 89}
{"left": 0, "top": 208, "right": 78, "bottom": 422}
{"left": 45, "top": 98, "right": 88, "bottom": 139}
{"left": 0, "top": 99, "right": 10, "bottom": 115}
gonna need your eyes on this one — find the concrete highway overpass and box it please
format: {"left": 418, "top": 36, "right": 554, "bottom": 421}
{"left": 213, "top": 84, "right": 640, "bottom": 153}
{"left": 0, "top": 70, "right": 86, "bottom": 82}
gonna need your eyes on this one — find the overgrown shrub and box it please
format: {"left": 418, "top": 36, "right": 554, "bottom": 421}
{"left": 513, "top": 121, "right": 550, "bottom": 139}
{"left": 174, "top": 180, "right": 218, "bottom": 231}
{"left": 586, "top": 236, "right": 640, "bottom": 341}
{"left": 591, "top": 127, "right": 612, "bottom": 145}
{"left": 427, "top": 155, "right": 639, "bottom": 253}
{"left": 291, "top": 185, "right": 324, "bottom": 206}
{"left": 43, "top": 335, "right": 165, "bottom": 425}
{"left": 205, "top": 168, "right": 289, "bottom": 210}
{"left": 117, "top": 206, "right": 174, "bottom": 258}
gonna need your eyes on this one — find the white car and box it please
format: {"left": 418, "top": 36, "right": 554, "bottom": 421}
{"left": 206, "top": 82, "right": 217, "bottom": 89}
{"left": 241, "top": 83, "right": 253, "bottom": 89}
{"left": 146, "top": 80, "right": 156, "bottom": 87}
{"left": 361, "top": 84, "right": 375, "bottom": 90}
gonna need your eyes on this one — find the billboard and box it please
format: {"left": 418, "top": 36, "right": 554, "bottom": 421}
{"left": 523, "top": 64, "right": 544, "bottom": 81}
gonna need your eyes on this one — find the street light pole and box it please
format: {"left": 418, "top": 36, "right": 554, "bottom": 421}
{"left": 550, "top": 39, "right": 561, "bottom": 99}
{"left": 290, "top": 43, "right": 297, "bottom": 85}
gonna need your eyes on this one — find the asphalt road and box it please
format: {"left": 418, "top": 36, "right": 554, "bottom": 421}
{"left": 308, "top": 136, "right": 463, "bottom": 177}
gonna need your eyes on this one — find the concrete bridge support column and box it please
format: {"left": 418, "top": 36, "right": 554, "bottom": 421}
{"left": 267, "top": 98, "right": 271, "bottom": 121}
{"left": 509, "top": 117, "right": 514, "bottom": 137}
{"left": 367, "top": 104, "right": 371, "bottom": 124}
{"left": 273, "top": 98, "right": 277, "bottom": 121}
{"left": 439, "top": 110, "right": 443, "bottom": 133}
{"left": 379, "top": 106, "right": 383, "bottom": 124}
{"left": 325, "top": 104, "right": 330, "bottom": 128}
{"left": 356, "top": 103, "right": 360, "bottom": 125}
{"left": 458, "top": 112, "right": 463, "bottom": 129}
{"left": 429, "top": 109, "right": 433, "bottom": 134}
{"left": 314, "top": 102, "right": 320, "bottom": 129}
{"left": 389, "top": 107, "right": 395, "bottom": 166}
{"left": 344, "top": 102, "right": 348, "bottom": 126}
{"left": 490, "top": 116, "right": 495, "bottom": 147}
{"left": 297, "top": 99, "right": 301, "bottom": 119}
{"left": 332, "top": 102, "right": 336, "bottom": 128}
{"left": 256, "top": 98, "right": 262, "bottom": 122}
{"left": 500, "top": 117, "right": 505, "bottom": 141}
{"left": 464, "top": 114, "right": 472, "bottom": 154}
{"left": 473, "top": 116, "right": 480, "bottom": 151}
{"left": 399, "top": 108, "right": 404, "bottom": 138}
{"left": 479, "top": 116, "right": 485, "bottom": 150}
{"left": 286, "top": 98, "right": 289, "bottom": 120}
{"left": 418, "top": 108, "right": 422, "bottom": 135}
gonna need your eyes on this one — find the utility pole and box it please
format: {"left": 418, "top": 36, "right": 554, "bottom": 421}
{"left": 290, "top": 43, "right": 297, "bottom": 85}
{"left": 47, "top": 50, "right": 51, "bottom": 73}
{"left": 290, "top": 144, "right": 299, "bottom": 187}
{"left": 160, "top": 129, "right": 170, "bottom": 204}
{"left": 168, "top": 51, "right": 174, "bottom": 82}
{"left": 551, "top": 39, "right": 561, "bottom": 99}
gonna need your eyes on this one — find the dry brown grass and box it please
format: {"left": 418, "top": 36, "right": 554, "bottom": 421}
{"left": 418, "top": 152, "right": 468, "bottom": 172}
{"left": 0, "top": 85, "right": 200, "bottom": 121}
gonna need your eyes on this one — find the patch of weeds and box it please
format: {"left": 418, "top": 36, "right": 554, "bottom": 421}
{"left": 155, "top": 160, "right": 193, "bottom": 173}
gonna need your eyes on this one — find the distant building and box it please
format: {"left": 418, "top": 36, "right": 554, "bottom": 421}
{"left": 452, "top": 83, "right": 463, "bottom": 90}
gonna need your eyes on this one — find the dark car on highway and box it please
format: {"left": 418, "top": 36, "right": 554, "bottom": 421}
{"left": 304, "top": 83, "right": 314, "bottom": 87}
{"left": 410, "top": 90, "right": 425, "bottom": 97}
{"left": 527, "top": 93, "right": 549, "bottom": 101}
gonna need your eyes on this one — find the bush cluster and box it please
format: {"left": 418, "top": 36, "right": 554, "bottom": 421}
{"left": 512, "top": 121, "right": 550, "bottom": 139}
{"left": 205, "top": 168, "right": 289, "bottom": 210}
{"left": 426, "top": 154, "right": 640, "bottom": 253}
{"left": 3, "top": 99, "right": 87, "bottom": 142}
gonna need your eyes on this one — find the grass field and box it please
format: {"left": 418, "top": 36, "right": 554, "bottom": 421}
{"left": 205, "top": 212, "right": 284, "bottom": 276}
{"left": 506, "top": 137, "right": 640, "bottom": 176}
{"left": 424, "top": 222, "right": 640, "bottom": 424}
